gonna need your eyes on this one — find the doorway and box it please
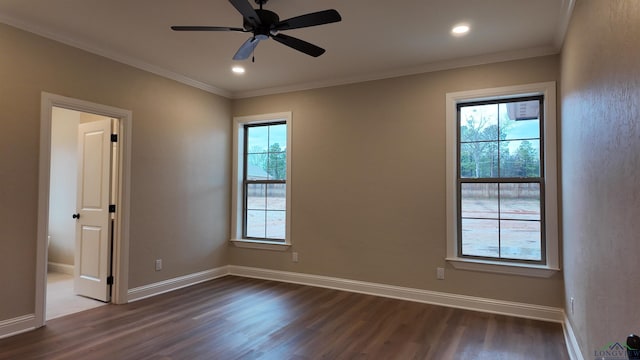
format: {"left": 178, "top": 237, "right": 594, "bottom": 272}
{"left": 36, "top": 93, "right": 132, "bottom": 327}
{"left": 47, "top": 107, "right": 113, "bottom": 319}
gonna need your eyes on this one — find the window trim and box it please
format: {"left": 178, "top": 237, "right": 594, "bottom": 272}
{"left": 445, "top": 82, "right": 559, "bottom": 277}
{"left": 231, "top": 112, "right": 292, "bottom": 251}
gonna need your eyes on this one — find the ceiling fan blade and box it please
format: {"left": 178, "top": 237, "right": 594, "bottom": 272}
{"left": 274, "top": 9, "right": 341, "bottom": 31}
{"left": 233, "top": 37, "right": 261, "bottom": 60}
{"left": 171, "top": 26, "right": 245, "bottom": 32}
{"left": 272, "top": 33, "right": 325, "bottom": 57}
{"left": 228, "top": 0, "right": 261, "bottom": 28}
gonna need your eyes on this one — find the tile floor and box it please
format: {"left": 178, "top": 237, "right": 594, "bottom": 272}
{"left": 46, "top": 271, "right": 106, "bottom": 320}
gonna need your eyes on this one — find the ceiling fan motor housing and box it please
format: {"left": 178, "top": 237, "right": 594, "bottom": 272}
{"left": 244, "top": 9, "right": 279, "bottom": 39}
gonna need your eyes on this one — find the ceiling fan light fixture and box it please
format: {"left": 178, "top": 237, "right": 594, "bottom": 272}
{"left": 232, "top": 66, "right": 246, "bottom": 74}
{"left": 451, "top": 24, "right": 470, "bottom": 36}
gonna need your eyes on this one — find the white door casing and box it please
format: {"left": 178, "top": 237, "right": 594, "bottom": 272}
{"left": 74, "top": 119, "right": 112, "bottom": 302}
{"left": 36, "top": 92, "right": 131, "bottom": 330}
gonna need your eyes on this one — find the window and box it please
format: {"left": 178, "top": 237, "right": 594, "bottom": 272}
{"left": 231, "top": 112, "right": 291, "bottom": 250}
{"left": 446, "top": 83, "right": 558, "bottom": 277}
{"left": 243, "top": 122, "right": 287, "bottom": 240}
{"left": 458, "top": 96, "right": 544, "bottom": 262}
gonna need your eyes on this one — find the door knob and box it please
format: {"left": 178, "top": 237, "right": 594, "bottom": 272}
{"left": 72, "top": 213, "right": 81, "bottom": 219}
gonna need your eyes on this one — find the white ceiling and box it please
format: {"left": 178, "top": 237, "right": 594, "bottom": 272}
{"left": 0, "top": 0, "right": 574, "bottom": 98}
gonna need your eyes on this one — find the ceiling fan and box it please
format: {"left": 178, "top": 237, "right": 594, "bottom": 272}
{"left": 171, "top": 0, "right": 342, "bottom": 60}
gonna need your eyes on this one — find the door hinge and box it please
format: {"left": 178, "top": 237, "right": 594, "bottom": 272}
{"left": 111, "top": 134, "right": 118, "bottom": 142}
{"left": 107, "top": 276, "right": 114, "bottom": 285}
{"left": 109, "top": 204, "right": 116, "bottom": 213}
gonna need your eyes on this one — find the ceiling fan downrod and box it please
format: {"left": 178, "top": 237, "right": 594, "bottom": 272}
{"left": 254, "top": 0, "right": 268, "bottom": 9}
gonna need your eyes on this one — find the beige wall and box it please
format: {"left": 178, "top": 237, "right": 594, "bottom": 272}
{"left": 231, "top": 55, "right": 564, "bottom": 307}
{"left": 0, "top": 23, "right": 231, "bottom": 320}
{"left": 561, "top": 0, "right": 640, "bottom": 358}
{"left": 0, "top": 14, "right": 570, "bottom": 327}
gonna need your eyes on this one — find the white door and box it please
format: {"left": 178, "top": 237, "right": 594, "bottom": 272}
{"left": 73, "top": 118, "right": 112, "bottom": 302}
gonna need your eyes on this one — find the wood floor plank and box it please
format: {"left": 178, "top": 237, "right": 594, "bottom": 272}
{"left": 0, "top": 276, "right": 569, "bottom": 360}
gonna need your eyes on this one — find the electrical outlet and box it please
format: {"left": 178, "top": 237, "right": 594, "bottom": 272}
{"left": 292, "top": 252, "right": 299, "bottom": 263}
{"left": 436, "top": 267, "right": 445, "bottom": 280}
{"left": 570, "top": 297, "right": 574, "bottom": 315}
{"left": 155, "top": 259, "right": 162, "bottom": 271}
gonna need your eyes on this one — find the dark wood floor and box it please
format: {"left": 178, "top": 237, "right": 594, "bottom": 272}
{"left": 0, "top": 276, "right": 568, "bottom": 359}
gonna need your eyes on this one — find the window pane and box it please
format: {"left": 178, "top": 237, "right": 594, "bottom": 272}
{"left": 266, "top": 151, "right": 286, "bottom": 180}
{"left": 459, "top": 145, "right": 475, "bottom": 178}
{"left": 246, "top": 154, "right": 269, "bottom": 180}
{"left": 247, "top": 126, "right": 269, "bottom": 153}
{"left": 461, "top": 218, "right": 499, "bottom": 258}
{"left": 500, "top": 102, "right": 540, "bottom": 141}
{"left": 246, "top": 183, "right": 266, "bottom": 210}
{"left": 503, "top": 100, "right": 540, "bottom": 121}
{"left": 460, "top": 142, "right": 499, "bottom": 178}
{"left": 269, "top": 124, "right": 287, "bottom": 151}
{"left": 266, "top": 211, "right": 286, "bottom": 240}
{"left": 246, "top": 210, "right": 266, "bottom": 238}
{"left": 461, "top": 183, "right": 498, "bottom": 219}
{"left": 499, "top": 140, "right": 540, "bottom": 177}
{"left": 500, "top": 220, "right": 541, "bottom": 261}
{"left": 499, "top": 183, "right": 540, "bottom": 220}
{"left": 266, "top": 184, "right": 286, "bottom": 211}
{"left": 460, "top": 104, "right": 499, "bottom": 142}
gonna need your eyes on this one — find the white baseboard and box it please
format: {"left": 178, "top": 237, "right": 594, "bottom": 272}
{"left": 2, "top": 264, "right": 570, "bottom": 354}
{"left": 228, "top": 265, "right": 565, "bottom": 323}
{"left": 127, "top": 265, "right": 564, "bottom": 323}
{"left": 127, "top": 266, "right": 229, "bottom": 302}
{"left": 563, "top": 315, "right": 584, "bottom": 360}
{"left": 0, "top": 314, "right": 36, "bottom": 339}
{"left": 47, "top": 262, "right": 74, "bottom": 275}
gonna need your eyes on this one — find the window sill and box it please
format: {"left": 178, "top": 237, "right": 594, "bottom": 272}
{"left": 230, "top": 239, "right": 291, "bottom": 251}
{"left": 445, "top": 257, "right": 560, "bottom": 278}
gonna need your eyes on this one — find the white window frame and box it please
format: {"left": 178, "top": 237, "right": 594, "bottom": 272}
{"left": 231, "top": 112, "right": 292, "bottom": 251}
{"left": 445, "top": 82, "right": 559, "bottom": 277}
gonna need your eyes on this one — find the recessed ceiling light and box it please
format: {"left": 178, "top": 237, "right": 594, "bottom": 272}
{"left": 232, "top": 66, "right": 245, "bottom": 74}
{"left": 451, "top": 24, "right": 470, "bottom": 36}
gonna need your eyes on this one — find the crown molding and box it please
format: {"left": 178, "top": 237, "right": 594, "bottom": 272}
{"left": 0, "top": 14, "right": 232, "bottom": 98}
{"left": 231, "top": 46, "right": 559, "bottom": 99}
{"left": 554, "top": 0, "right": 576, "bottom": 49}
{"left": 0, "top": 7, "right": 569, "bottom": 101}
